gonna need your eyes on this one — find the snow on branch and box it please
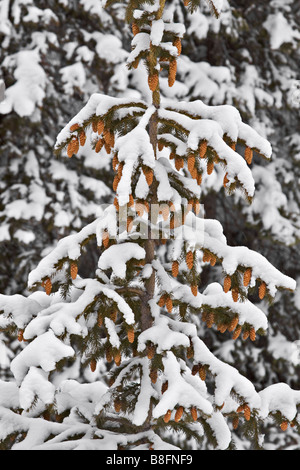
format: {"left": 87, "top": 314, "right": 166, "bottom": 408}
{"left": 27, "top": 218, "right": 99, "bottom": 289}
{"left": 162, "top": 99, "right": 272, "bottom": 158}
{"left": 176, "top": 215, "right": 296, "bottom": 296}
{"left": 152, "top": 352, "right": 213, "bottom": 419}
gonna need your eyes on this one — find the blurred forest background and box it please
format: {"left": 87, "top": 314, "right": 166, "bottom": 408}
{"left": 0, "top": 0, "right": 300, "bottom": 449}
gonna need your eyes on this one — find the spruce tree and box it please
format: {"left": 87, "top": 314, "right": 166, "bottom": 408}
{"left": 0, "top": 0, "right": 299, "bottom": 451}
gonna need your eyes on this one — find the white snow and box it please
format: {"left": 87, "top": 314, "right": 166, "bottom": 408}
{"left": 98, "top": 242, "right": 145, "bottom": 278}
{"left": 263, "top": 12, "right": 300, "bottom": 49}
{"left": 0, "top": 50, "right": 46, "bottom": 117}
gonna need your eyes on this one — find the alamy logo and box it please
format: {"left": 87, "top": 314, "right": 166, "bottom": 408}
{"left": 99, "top": 202, "right": 205, "bottom": 242}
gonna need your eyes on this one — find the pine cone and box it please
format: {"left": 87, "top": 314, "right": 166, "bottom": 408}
{"left": 210, "top": 254, "right": 217, "bottom": 266}
{"left": 95, "top": 138, "right": 104, "bottom": 153}
{"left": 127, "top": 327, "right": 135, "bottom": 344}
{"left": 280, "top": 420, "right": 288, "bottom": 431}
{"left": 127, "top": 216, "right": 134, "bottom": 232}
{"left": 207, "top": 160, "right": 214, "bottom": 175}
{"left": 97, "top": 313, "right": 103, "bottom": 327}
{"left": 245, "top": 146, "right": 253, "bottom": 164}
{"left": 102, "top": 231, "right": 110, "bottom": 248}
{"left": 106, "top": 348, "right": 113, "bottom": 363}
{"left": 70, "top": 137, "right": 79, "bottom": 156}
{"left": 166, "top": 297, "right": 173, "bottom": 313}
{"left": 168, "top": 59, "right": 177, "bottom": 87}
{"left": 199, "top": 365, "right": 206, "bottom": 381}
{"left": 148, "top": 73, "right": 159, "bottom": 92}
{"left": 117, "top": 161, "right": 124, "bottom": 179}
{"left": 112, "top": 175, "right": 119, "bottom": 191}
{"left": 186, "top": 251, "right": 194, "bottom": 270}
{"left": 44, "top": 278, "right": 52, "bottom": 296}
{"left": 142, "top": 166, "right": 154, "bottom": 186}
{"left": 97, "top": 120, "right": 105, "bottom": 135}
{"left": 190, "top": 407, "right": 198, "bottom": 421}
{"left": 206, "top": 312, "right": 214, "bottom": 328}
{"left": 236, "top": 404, "right": 245, "bottom": 413}
{"left": 67, "top": 140, "right": 74, "bottom": 158}
{"left": 173, "top": 37, "right": 182, "bottom": 55}
{"left": 243, "top": 330, "right": 250, "bottom": 340}
{"left": 158, "top": 294, "right": 166, "bottom": 307}
{"left": 187, "top": 155, "right": 195, "bottom": 173}
{"left": 186, "top": 346, "right": 193, "bottom": 359}
{"left": 150, "top": 369, "right": 158, "bottom": 384}
{"left": 70, "top": 262, "right": 78, "bottom": 280}
{"left": 70, "top": 123, "right": 79, "bottom": 132}
{"left": 199, "top": 140, "right": 207, "bottom": 158}
{"left": 128, "top": 194, "right": 135, "bottom": 207}
{"left": 92, "top": 120, "right": 98, "bottom": 133}
{"left": 243, "top": 268, "right": 252, "bottom": 287}
{"left": 244, "top": 405, "right": 251, "bottom": 421}
{"left": 147, "top": 344, "right": 156, "bottom": 360}
{"left": 112, "top": 154, "right": 119, "bottom": 171}
{"left": 163, "top": 409, "right": 172, "bottom": 423}
{"left": 259, "top": 281, "right": 266, "bottom": 300}
{"left": 228, "top": 315, "right": 239, "bottom": 332}
{"left": 175, "top": 156, "right": 183, "bottom": 171}
{"left": 232, "top": 325, "right": 242, "bottom": 340}
{"left": 191, "top": 167, "right": 198, "bottom": 179}
{"left": 192, "top": 364, "right": 199, "bottom": 376}
{"left": 79, "top": 130, "right": 86, "bottom": 147}
{"left": 191, "top": 284, "right": 198, "bottom": 297}
{"left": 172, "top": 260, "right": 179, "bottom": 277}
{"left": 113, "top": 197, "right": 119, "bottom": 211}
{"left": 249, "top": 327, "right": 256, "bottom": 342}
{"left": 231, "top": 288, "right": 239, "bottom": 303}
{"left": 202, "top": 252, "right": 211, "bottom": 263}
{"left": 114, "top": 350, "right": 121, "bottom": 366}
{"left": 175, "top": 406, "right": 184, "bottom": 422}
{"left": 223, "top": 275, "right": 231, "bottom": 293}
{"left": 90, "top": 359, "right": 97, "bottom": 372}
{"left": 161, "top": 381, "right": 168, "bottom": 394}
{"left": 232, "top": 416, "right": 239, "bottom": 430}
{"left": 132, "top": 22, "right": 140, "bottom": 36}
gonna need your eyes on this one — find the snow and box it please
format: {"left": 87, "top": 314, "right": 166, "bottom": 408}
{"left": 104, "top": 317, "right": 121, "bottom": 349}
{"left": 132, "top": 358, "right": 154, "bottom": 426}
{"left": 0, "top": 50, "right": 46, "bottom": 117}
{"left": 19, "top": 367, "right": 55, "bottom": 411}
{"left": 263, "top": 12, "right": 300, "bottom": 49}
{"left": 259, "top": 383, "right": 300, "bottom": 421}
{"left": 98, "top": 242, "right": 145, "bottom": 278}
{"left": 138, "top": 313, "right": 190, "bottom": 353}
{"left": 152, "top": 352, "right": 213, "bottom": 419}
{"left": 10, "top": 331, "right": 75, "bottom": 385}
{"left": 0, "top": 294, "right": 41, "bottom": 329}
{"left": 28, "top": 218, "right": 100, "bottom": 288}
{"left": 60, "top": 62, "right": 86, "bottom": 94}
{"left": 206, "top": 412, "right": 231, "bottom": 450}
{"left": 95, "top": 33, "right": 128, "bottom": 64}
{"left": 150, "top": 19, "right": 165, "bottom": 46}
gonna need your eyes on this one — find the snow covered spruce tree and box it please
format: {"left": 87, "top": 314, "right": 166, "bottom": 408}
{"left": 0, "top": 0, "right": 300, "bottom": 451}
